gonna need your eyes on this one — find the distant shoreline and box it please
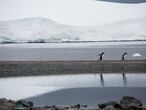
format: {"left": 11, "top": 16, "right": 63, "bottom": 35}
{"left": 1, "top": 39, "right": 146, "bottom": 44}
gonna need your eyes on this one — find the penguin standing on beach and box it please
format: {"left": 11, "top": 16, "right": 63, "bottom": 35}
{"left": 99, "top": 52, "right": 105, "bottom": 61}
{"left": 121, "top": 53, "right": 127, "bottom": 60}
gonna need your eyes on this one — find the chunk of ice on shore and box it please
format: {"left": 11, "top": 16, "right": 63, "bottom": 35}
{"left": 132, "top": 53, "right": 141, "bottom": 57}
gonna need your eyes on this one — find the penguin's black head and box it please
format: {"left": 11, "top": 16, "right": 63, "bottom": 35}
{"left": 102, "top": 52, "right": 105, "bottom": 55}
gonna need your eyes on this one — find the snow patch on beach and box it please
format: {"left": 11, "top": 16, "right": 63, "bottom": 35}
{"left": 132, "top": 53, "right": 142, "bottom": 57}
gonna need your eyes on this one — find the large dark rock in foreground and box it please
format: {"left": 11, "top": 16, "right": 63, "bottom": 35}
{"left": 0, "top": 98, "right": 32, "bottom": 110}
{"left": 0, "top": 98, "right": 15, "bottom": 110}
{"left": 98, "top": 101, "right": 121, "bottom": 109}
{"left": 120, "top": 96, "right": 143, "bottom": 109}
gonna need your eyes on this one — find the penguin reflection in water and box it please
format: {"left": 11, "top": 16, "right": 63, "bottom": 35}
{"left": 99, "top": 52, "right": 105, "bottom": 61}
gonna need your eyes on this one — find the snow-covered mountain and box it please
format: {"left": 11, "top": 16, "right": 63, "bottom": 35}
{"left": 0, "top": 17, "right": 146, "bottom": 43}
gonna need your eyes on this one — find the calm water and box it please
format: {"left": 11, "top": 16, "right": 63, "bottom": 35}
{"left": 0, "top": 73, "right": 146, "bottom": 106}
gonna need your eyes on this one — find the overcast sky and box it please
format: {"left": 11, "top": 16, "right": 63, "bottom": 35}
{"left": 0, "top": 0, "right": 146, "bottom": 26}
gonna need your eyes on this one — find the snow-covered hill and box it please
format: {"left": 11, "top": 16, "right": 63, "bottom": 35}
{"left": 80, "top": 17, "right": 146, "bottom": 41}
{"left": 0, "top": 17, "right": 146, "bottom": 43}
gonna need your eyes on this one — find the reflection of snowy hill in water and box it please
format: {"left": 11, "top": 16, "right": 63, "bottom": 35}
{"left": 0, "top": 17, "right": 146, "bottom": 43}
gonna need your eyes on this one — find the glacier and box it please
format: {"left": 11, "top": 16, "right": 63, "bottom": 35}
{"left": 0, "top": 17, "right": 146, "bottom": 43}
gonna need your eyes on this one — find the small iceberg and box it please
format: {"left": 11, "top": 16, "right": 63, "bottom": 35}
{"left": 132, "top": 53, "right": 141, "bottom": 57}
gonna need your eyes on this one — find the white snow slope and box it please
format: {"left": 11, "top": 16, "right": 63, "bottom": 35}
{"left": 0, "top": 17, "right": 146, "bottom": 43}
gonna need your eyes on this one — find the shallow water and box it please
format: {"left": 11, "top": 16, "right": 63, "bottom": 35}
{"left": 0, "top": 73, "right": 146, "bottom": 101}
{"left": 27, "top": 87, "right": 146, "bottom": 106}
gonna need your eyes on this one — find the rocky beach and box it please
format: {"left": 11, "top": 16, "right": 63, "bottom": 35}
{"left": 0, "top": 96, "right": 146, "bottom": 110}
